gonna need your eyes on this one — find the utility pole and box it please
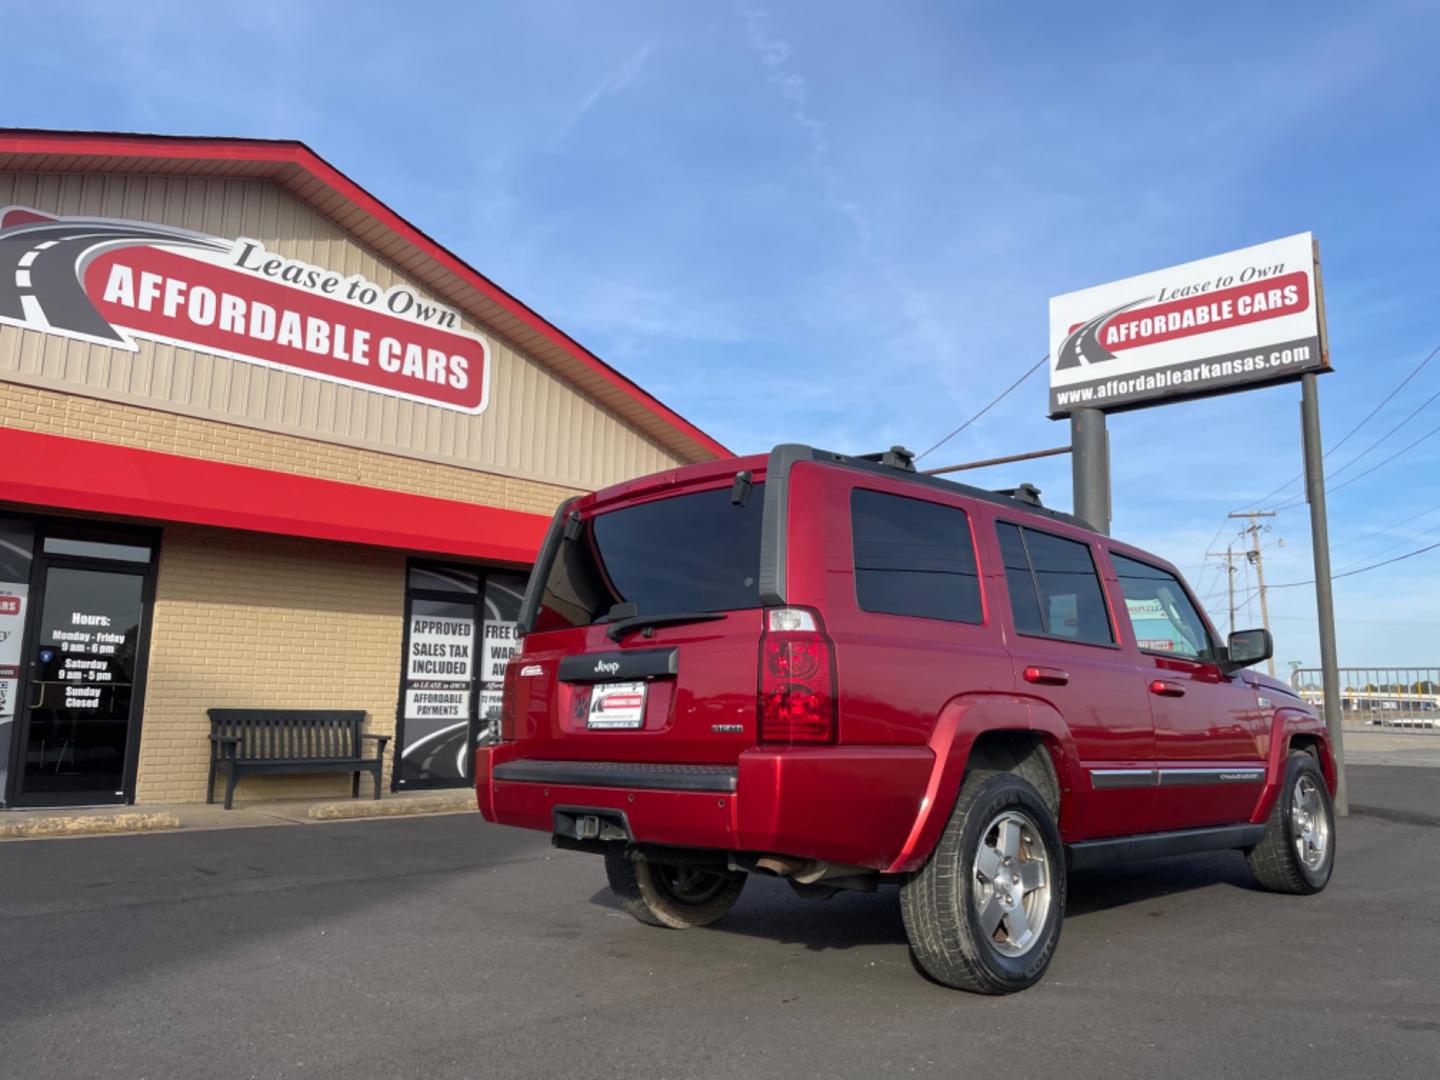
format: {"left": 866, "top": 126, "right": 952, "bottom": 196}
{"left": 1204, "top": 544, "right": 1239, "bottom": 635}
{"left": 1228, "top": 544, "right": 1237, "bottom": 637}
{"left": 1228, "top": 511, "right": 1277, "bottom": 677}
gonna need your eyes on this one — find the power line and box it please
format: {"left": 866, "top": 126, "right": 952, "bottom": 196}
{"left": 1326, "top": 498, "right": 1440, "bottom": 556}
{"left": 1267, "top": 538, "right": 1440, "bottom": 589}
{"left": 915, "top": 354, "right": 1049, "bottom": 461}
{"left": 1333, "top": 517, "right": 1440, "bottom": 574}
{"left": 1283, "top": 496, "right": 1440, "bottom": 561}
{"left": 1193, "top": 517, "right": 1235, "bottom": 599}
{"left": 1233, "top": 342, "right": 1440, "bottom": 511}
{"left": 1323, "top": 383, "right": 1440, "bottom": 483}
{"left": 1272, "top": 415, "right": 1440, "bottom": 512}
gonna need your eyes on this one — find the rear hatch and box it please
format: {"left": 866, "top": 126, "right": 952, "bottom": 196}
{"left": 507, "top": 463, "right": 767, "bottom": 765}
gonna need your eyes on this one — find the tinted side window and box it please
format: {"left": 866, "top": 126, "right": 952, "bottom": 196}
{"left": 996, "top": 522, "right": 1114, "bottom": 646}
{"left": 995, "top": 523, "right": 1044, "bottom": 635}
{"left": 851, "top": 489, "right": 982, "bottom": 624}
{"left": 1111, "top": 553, "right": 1213, "bottom": 660}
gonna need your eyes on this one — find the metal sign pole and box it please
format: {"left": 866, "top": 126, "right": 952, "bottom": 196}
{"left": 1300, "top": 372, "right": 1347, "bottom": 815}
{"left": 1070, "top": 408, "right": 1110, "bottom": 536}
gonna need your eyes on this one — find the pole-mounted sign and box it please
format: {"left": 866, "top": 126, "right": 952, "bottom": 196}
{"left": 1047, "top": 232, "right": 1345, "bottom": 813}
{"left": 1048, "top": 233, "right": 1327, "bottom": 418}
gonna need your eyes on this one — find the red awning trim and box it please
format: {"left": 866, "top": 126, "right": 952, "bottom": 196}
{"left": 0, "top": 428, "right": 552, "bottom": 564}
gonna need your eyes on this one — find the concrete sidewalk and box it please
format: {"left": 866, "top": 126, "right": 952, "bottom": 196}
{"left": 0, "top": 786, "right": 476, "bottom": 840}
{"left": 1342, "top": 727, "right": 1440, "bottom": 767}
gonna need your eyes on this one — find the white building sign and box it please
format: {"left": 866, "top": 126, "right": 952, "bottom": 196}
{"left": 1049, "top": 233, "right": 1327, "bottom": 417}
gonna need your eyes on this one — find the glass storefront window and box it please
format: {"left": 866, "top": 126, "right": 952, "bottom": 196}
{"left": 0, "top": 519, "right": 36, "bottom": 806}
{"left": 42, "top": 537, "right": 152, "bottom": 563}
{"left": 396, "top": 562, "right": 528, "bottom": 788}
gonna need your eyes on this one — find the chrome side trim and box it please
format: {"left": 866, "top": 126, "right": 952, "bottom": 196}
{"left": 1089, "top": 768, "right": 1158, "bottom": 790}
{"left": 1088, "top": 766, "right": 1267, "bottom": 790}
{"left": 1158, "top": 767, "right": 1266, "bottom": 786}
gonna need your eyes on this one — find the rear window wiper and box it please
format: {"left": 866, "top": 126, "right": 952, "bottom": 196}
{"left": 605, "top": 611, "right": 726, "bottom": 642}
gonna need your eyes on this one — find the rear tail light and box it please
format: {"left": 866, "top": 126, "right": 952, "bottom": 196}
{"left": 759, "top": 607, "right": 837, "bottom": 745}
{"left": 499, "top": 656, "right": 520, "bottom": 741}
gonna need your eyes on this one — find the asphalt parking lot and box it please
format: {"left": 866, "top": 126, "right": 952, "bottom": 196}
{"left": 2, "top": 770, "right": 1438, "bottom": 1080}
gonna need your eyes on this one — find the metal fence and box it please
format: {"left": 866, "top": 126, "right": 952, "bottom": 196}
{"left": 1290, "top": 667, "right": 1440, "bottom": 733}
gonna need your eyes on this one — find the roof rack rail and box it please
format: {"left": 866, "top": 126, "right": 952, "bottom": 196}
{"left": 991, "top": 483, "right": 1044, "bottom": 507}
{"left": 854, "top": 445, "right": 916, "bottom": 472}
{"left": 762, "top": 444, "right": 1089, "bottom": 534}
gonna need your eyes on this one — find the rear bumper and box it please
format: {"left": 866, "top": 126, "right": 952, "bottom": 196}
{"left": 492, "top": 759, "right": 737, "bottom": 792}
{"left": 476, "top": 743, "right": 933, "bottom": 870}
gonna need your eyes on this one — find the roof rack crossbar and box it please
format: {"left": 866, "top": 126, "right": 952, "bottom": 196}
{"left": 853, "top": 445, "right": 917, "bottom": 472}
{"left": 991, "top": 483, "right": 1044, "bottom": 507}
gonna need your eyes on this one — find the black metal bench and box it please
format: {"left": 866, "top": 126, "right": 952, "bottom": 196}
{"left": 207, "top": 709, "right": 389, "bottom": 809}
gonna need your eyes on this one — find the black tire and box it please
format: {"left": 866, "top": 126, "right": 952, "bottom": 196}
{"left": 1245, "top": 751, "right": 1336, "bottom": 894}
{"left": 900, "top": 770, "right": 1066, "bottom": 994}
{"left": 603, "top": 847, "right": 746, "bottom": 929}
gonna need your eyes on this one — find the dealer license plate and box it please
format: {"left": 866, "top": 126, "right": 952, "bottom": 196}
{"left": 587, "top": 681, "right": 648, "bottom": 730}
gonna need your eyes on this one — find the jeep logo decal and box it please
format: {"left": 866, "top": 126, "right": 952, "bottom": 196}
{"left": 594, "top": 660, "right": 620, "bottom": 675}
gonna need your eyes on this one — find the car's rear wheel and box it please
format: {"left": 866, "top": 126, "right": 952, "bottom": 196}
{"left": 1245, "top": 750, "right": 1335, "bottom": 894}
{"left": 604, "top": 847, "right": 746, "bottom": 928}
{"left": 900, "top": 770, "right": 1066, "bottom": 994}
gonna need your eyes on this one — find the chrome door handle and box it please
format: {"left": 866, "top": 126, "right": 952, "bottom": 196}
{"left": 1149, "top": 679, "right": 1186, "bottom": 698}
{"left": 1024, "top": 666, "right": 1070, "bottom": 686}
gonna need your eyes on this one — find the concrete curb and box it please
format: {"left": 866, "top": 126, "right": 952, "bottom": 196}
{"left": 1350, "top": 803, "right": 1440, "bottom": 829}
{"left": 0, "top": 811, "right": 182, "bottom": 840}
{"left": 307, "top": 791, "right": 475, "bottom": 821}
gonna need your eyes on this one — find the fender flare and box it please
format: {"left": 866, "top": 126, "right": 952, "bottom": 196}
{"left": 1250, "top": 706, "right": 1335, "bottom": 824}
{"left": 883, "top": 691, "right": 1082, "bottom": 874}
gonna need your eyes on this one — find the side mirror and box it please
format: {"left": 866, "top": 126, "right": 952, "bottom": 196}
{"left": 1225, "top": 628, "right": 1273, "bottom": 671}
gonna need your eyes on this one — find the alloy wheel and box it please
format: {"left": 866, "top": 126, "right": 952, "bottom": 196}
{"left": 1292, "top": 773, "right": 1330, "bottom": 871}
{"left": 972, "top": 809, "right": 1052, "bottom": 957}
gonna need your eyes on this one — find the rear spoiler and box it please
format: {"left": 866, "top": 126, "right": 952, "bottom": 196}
{"left": 515, "top": 495, "right": 582, "bottom": 636}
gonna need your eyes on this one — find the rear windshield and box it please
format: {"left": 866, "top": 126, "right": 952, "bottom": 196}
{"left": 532, "top": 484, "right": 764, "bottom": 632}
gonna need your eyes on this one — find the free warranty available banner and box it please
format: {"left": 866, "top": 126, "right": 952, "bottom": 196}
{"left": 0, "top": 207, "right": 490, "bottom": 414}
{"left": 1048, "top": 233, "right": 1327, "bottom": 417}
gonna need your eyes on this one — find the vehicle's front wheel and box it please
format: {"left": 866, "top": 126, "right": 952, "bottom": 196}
{"left": 604, "top": 847, "right": 746, "bottom": 928}
{"left": 1245, "top": 750, "right": 1336, "bottom": 894}
{"left": 900, "top": 771, "right": 1066, "bottom": 994}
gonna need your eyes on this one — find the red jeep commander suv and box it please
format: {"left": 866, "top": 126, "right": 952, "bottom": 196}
{"left": 476, "top": 444, "right": 1337, "bottom": 993}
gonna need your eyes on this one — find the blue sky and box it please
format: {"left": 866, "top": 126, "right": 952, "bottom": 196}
{"left": 6, "top": 0, "right": 1440, "bottom": 667}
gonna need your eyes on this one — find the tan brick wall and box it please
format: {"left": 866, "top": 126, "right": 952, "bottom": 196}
{"left": 4, "top": 380, "right": 590, "bottom": 805}
{"left": 0, "top": 381, "right": 582, "bottom": 517}
{"left": 135, "top": 526, "right": 408, "bottom": 804}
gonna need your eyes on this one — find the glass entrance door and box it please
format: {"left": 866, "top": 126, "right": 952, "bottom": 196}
{"left": 13, "top": 564, "right": 147, "bottom": 805}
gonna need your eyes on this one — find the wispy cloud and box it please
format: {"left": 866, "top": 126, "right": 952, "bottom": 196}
{"left": 554, "top": 43, "right": 654, "bottom": 143}
{"left": 555, "top": 277, "right": 746, "bottom": 347}
{"left": 737, "top": 5, "right": 958, "bottom": 367}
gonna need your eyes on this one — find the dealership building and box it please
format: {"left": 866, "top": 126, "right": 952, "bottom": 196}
{"left": 0, "top": 129, "right": 728, "bottom": 810}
